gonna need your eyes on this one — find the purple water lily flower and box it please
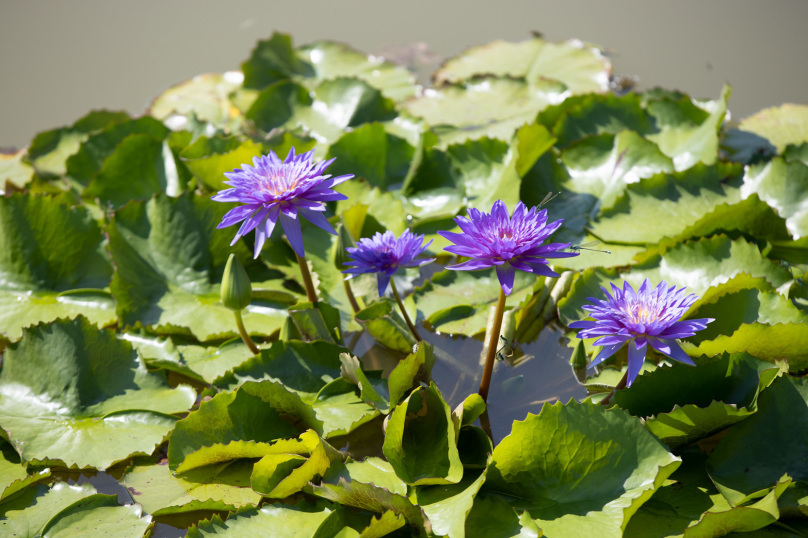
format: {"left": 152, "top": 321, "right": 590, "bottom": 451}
{"left": 343, "top": 230, "right": 434, "bottom": 296}
{"left": 212, "top": 148, "right": 353, "bottom": 258}
{"left": 569, "top": 279, "right": 714, "bottom": 387}
{"left": 437, "top": 200, "right": 578, "bottom": 295}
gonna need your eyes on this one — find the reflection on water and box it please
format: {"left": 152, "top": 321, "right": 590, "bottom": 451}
{"left": 353, "top": 321, "right": 587, "bottom": 444}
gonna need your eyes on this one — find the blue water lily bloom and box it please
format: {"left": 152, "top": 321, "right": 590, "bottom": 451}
{"left": 212, "top": 148, "right": 353, "bottom": 258}
{"left": 343, "top": 229, "right": 434, "bottom": 296}
{"left": 437, "top": 200, "right": 578, "bottom": 295}
{"left": 569, "top": 279, "right": 714, "bottom": 387}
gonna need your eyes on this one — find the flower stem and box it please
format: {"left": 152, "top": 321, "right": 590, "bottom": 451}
{"left": 296, "top": 253, "right": 319, "bottom": 303}
{"left": 390, "top": 278, "right": 421, "bottom": 342}
{"left": 343, "top": 278, "right": 361, "bottom": 313}
{"left": 600, "top": 371, "right": 628, "bottom": 406}
{"left": 233, "top": 309, "right": 259, "bottom": 355}
{"left": 479, "top": 288, "right": 507, "bottom": 402}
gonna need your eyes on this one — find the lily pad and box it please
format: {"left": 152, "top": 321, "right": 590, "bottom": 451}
{"left": 485, "top": 400, "right": 680, "bottom": 537}
{"left": 742, "top": 157, "right": 808, "bottom": 239}
{"left": 738, "top": 103, "right": 808, "bottom": 153}
{"left": 108, "top": 192, "right": 292, "bottom": 340}
{"left": 0, "top": 317, "right": 194, "bottom": 469}
{"left": 0, "top": 193, "right": 115, "bottom": 340}
{"left": 434, "top": 36, "right": 610, "bottom": 95}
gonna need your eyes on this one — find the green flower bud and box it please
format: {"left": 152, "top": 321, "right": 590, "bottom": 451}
{"left": 221, "top": 254, "right": 252, "bottom": 311}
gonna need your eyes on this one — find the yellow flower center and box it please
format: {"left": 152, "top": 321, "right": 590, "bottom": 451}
{"left": 630, "top": 305, "right": 656, "bottom": 325}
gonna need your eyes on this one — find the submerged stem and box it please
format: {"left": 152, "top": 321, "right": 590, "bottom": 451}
{"left": 390, "top": 278, "right": 421, "bottom": 342}
{"left": 234, "top": 309, "right": 260, "bottom": 355}
{"left": 479, "top": 288, "right": 507, "bottom": 402}
{"left": 600, "top": 371, "right": 628, "bottom": 406}
{"left": 296, "top": 253, "right": 319, "bottom": 303}
{"left": 343, "top": 278, "right": 361, "bottom": 313}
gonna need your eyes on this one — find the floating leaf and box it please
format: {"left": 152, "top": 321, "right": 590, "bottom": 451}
{"left": 0, "top": 149, "right": 34, "bottom": 191}
{"left": 326, "top": 122, "right": 415, "bottom": 190}
{"left": 27, "top": 110, "right": 131, "bottom": 177}
{"left": 355, "top": 299, "right": 418, "bottom": 353}
{"left": 246, "top": 78, "right": 396, "bottom": 143}
{"left": 563, "top": 130, "right": 674, "bottom": 211}
{"left": 241, "top": 32, "right": 315, "bottom": 89}
{"left": 149, "top": 72, "right": 244, "bottom": 129}
{"left": 707, "top": 376, "right": 808, "bottom": 505}
{"left": 1, "top": 483, "right": 97, "bottom": 537}
{"left": 742, "top": 157, "right": 808, "bottom": 239}
{"left": 614, "top": 353, "right": 778, "bottom": 446}
{"left": 300, "top": 40, "right": 416, "bottom": 102}
{"left": 0, "top": 193, "right": 115, "bottom": 340}
{"left": 434, "top": 36, "right": 610, "bottom": 95}
{"left": 446, "top": 136, "right": 523, "bottom": 211}
{"left": 180, "top": 136, "right": 263, "bottom": 192}
{"left": 122, "top": 459, "right": 261, "bottom": 518}
{"left": 383, "top": 383, "right": 463, "bottom": 486}
{"left": 187, "top": 501, "right": 335, "bottom": 537}
{"left": 688, "top": 322, "right": 808, "bottom": 372}
{"left": 167, "top": 387, "right": 298, "bottom": 472}
{"left": 738, "top": 103, "right": 808, "bottom": 153}
{"left": 0, "top": 317, "right": 194, "bottom": 469}
{"left": 589, "top": 163, "right": 744, "bottom": 244}
{"left": 414, "top": 269, "right": 536, "bottom": 337}
{"left": 108, "top": 192, "right": 292, "bottom": 340}
{"left": 486, "top": 400, "right": 680, "bottom": 537}
{"left": 0, "top": 439, "right": 51, "bottom": 502}
{"left": 415, "top": 468, "right": 488, "bottom": 538}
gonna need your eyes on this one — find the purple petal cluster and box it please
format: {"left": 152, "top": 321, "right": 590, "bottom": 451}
{"left": 213, "top": 148, "right": 353, "bottom": 258}
{"left": 569, "top": 279, "right": 714, "bottom": 387}
{"left": 438, "top": 200, "right": 578, "bottom": 295}
{"left": 343, "top": 230, "right": 434, "bottom": 296}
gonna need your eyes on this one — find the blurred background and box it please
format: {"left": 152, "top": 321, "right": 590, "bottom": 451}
{"left": 1, "top": 0, "right": 806, "bottom": 149}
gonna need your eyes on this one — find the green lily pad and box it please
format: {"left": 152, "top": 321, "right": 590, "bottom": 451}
{"left": 250, "top": 430, "right": 342, "bottom": 497}
{"left": 688, "top": 322, "right": 808, "bottom": 372}
{"left": 415, "top": 468, "right": 488, "bottom": 538}
{"left": 560, "top": 130, "right": 674, "bottom": 210}
{"left": 589, "top": 163, "right": 744, "bottom": 244}
{"left": 742, "top": 157, "right": 808, "bottom": 239}
{"left": 486, "top": 400, "right": 680, "bottom": 537}
{"left": 0, "top": 439, "right": 51, "bottom": 502}
{"left": 614, "top": 353, "right": 779, "bottom": 446}
{"left": 646, "top": 85, "right": 730, "bottom": 171}
{"left": 167, "top": 387, "right": 299, "bottom": 472}
{"left": 27, "top": 110, "right": 131, "bottom": 177}
{"left": 246, "top": 78, "right": 396, "bottom": 143}
{"left": 108, "top": 192, "right": 292, "bottom": 340}
{"left": 187, "top": 501, "right": 335, "bottom": 537}
{"left": 464, "top": 493, "right": 541, "bottom": 538}
{"left": 627, "top": 235, "right": 792, "bottom": 297}
{"left": 0, "top": 317, "right": 194, "bottom": 469}
{"left": 738, "top": 103, "right": 808, "bottom": 153}
{"left": 446, "top": 136, "right": 523, "bottom": 211}
{"left": 83, "top": 133, "right": 190, "bottom": 209}
{"left": 707, "top": 376, "right": 808, "bottom": 505}
{"left": 309, "top": 458, "right": 426, "bottom": 529}
{"left": 340, "top": 353, "right": 390, "bottom": 414}
{"left": 414, "top": 269, "right": 537, "bottom": 337}
{"left": 180, "top": 135, "right": 264, "bottom": 192}
{"left": 122, "top": 459, "right": 261, "bottom": 518}
{"left": 551, "top": 93, "right": 654, "bottom": 148}
{"left": 326, "top": 122, "right": 415, "bottom": 190}
{"left": 388, "top": 342, "right": 436, "bottom": 410}
{"left": 65, "top": 116, "right": 169, "bottom": 187}
{"left": 149, "top": 72, "right": 245, "bottom": 130}
{"left": 355, "top": 299, "right": 418, "bottom": 354}
{"left": 383, "top": 382, "right": 463, "bottom": 486}
{"left": 299, "top": 40, "right": 416, "bottom": 102}
{"left": 0, "top": 149, "right": 34, "bottom": 191}
{"left": 402, "top": 77, "right": 566, "bottom": 147}
{"left": 241, "top": 32, "right": 315, "bottom": 89}
{"left": 434, "top": 36, "right": 610, "bottom": 95}
{"left": 1, "top": 483, "right": 97, "bottom": 537}
{"left": 0, "top": 193, "right": 115, "bottom": 340}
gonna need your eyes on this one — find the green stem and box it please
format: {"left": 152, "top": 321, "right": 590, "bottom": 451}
{"left": 479, "top": 288, "right": 507, "bottom": 402}
{"left": 390, "top": 279, "right": 421, "bottom": 342}
{"left": 600, "top": 371, "right": 628, "bottom": 406}
{"left": 296, "top": 253, "right": 318, "bottom": 304}
{"left": 343, "top": 278, "right": 361, "bottom": 313}
{"left": 234, "top": 309, "right": 260, "bottom": 355}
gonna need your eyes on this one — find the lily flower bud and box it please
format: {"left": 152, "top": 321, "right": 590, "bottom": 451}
{"left": 221, "top": 254, "right": 252, "bottom": 311}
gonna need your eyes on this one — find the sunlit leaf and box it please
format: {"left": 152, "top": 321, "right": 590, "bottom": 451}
{"left": 0, "top": 317, "right": 194, "bottom": 469}
{"left": 742, "top": 157, "right": 808, "bottom": 239}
